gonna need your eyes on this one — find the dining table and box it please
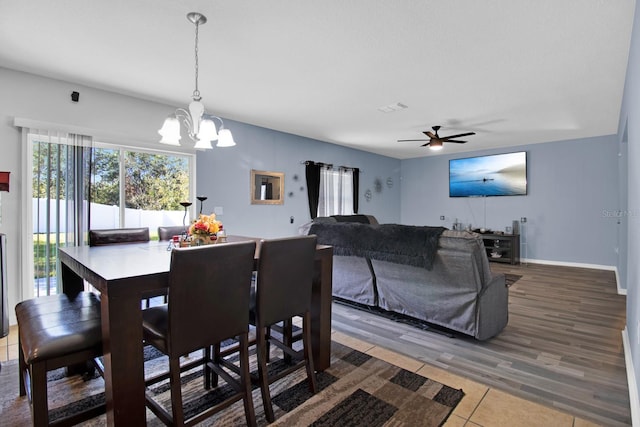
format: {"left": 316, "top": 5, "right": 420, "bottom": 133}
{"left": 58, "top": 235, "right": 333, "bottom": 426}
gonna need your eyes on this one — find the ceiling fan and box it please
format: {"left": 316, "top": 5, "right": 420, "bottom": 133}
{"left": 398, "top": 125, "right": 475, "bottom": 151}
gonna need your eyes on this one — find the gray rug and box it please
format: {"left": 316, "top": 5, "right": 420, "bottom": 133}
{"left": 0, "top": 341, "right": 464, "bottom": 426}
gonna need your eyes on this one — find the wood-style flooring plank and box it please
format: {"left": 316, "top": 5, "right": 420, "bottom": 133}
{"left": 330, "top": 262, "right": 630, "bottom": 426}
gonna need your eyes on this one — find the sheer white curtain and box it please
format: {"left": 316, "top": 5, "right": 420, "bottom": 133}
{"left": 338, "top": 168, "right": 353, "bottom": 214}
{"left": 317, "top": 167, "right": 354, "bottom": 217}
{"left": 20, "top": 127, "right": 93, "bottom": 298}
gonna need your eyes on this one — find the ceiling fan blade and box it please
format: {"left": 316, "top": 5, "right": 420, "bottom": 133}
{"left": 440, "top": 132, "right": 475, "bottom": 140}
{"left": 420, "top": 142, "right": 431, "bottom": 147}
{"left": 446, "top": 140, "right": 467, "bottom": 144}
{"left": 398, "top": 139, "right": 429, "bottom": 143}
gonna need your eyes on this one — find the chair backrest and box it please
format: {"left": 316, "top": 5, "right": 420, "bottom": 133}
{"left": 167, "top": 241, "right": 256, "bottom": 357}
{"left": 158, "top": 226, "right": 187, "bottom": 241}
{"left": 256, "top": 235, "right": 317, "bottom": 326}
{"left": 89, "top": 227, "right": 150, "bottom": 247}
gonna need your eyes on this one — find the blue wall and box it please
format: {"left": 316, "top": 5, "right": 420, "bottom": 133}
{"left": 401, "top": 135, "right": 620, "bottom": 267}
{"left": 198, "top": 113, "right": 622, "bottom": 267}
{"left": 196, "top": 118, "right": 401, "bottom": 238}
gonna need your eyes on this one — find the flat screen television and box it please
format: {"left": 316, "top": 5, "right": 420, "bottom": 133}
{"left": 449, "top": 151, "right": 527, "bottom": 197}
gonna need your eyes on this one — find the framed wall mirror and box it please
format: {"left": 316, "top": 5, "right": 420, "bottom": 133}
{"left": 250, "top": 170, "right": 284, "bottom": 205}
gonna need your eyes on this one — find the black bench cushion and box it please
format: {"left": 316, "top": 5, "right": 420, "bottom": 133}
{"left": 16, "top": 292, "right": 102, "bottom": 364}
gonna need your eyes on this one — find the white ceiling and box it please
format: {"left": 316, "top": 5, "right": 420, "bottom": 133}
{"left": 0, "top": 0, "right": 635, "bottom": 159}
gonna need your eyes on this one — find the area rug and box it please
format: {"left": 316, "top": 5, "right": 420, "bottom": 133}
{"left": 505, "top": 273, "right": 522, "bottom": 287}
{"left": 0, "top": 341, "right": 464, "bottom": 426}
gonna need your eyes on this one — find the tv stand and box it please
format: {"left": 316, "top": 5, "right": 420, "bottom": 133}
{"left": 481, "top": 233, "right": 520, "bottom": 265}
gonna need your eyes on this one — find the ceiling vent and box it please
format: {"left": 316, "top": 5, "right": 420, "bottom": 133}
{"left": 378, "top": 102, "right": 408, "bottom": 113}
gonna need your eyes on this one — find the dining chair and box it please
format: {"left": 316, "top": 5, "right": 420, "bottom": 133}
{"left": 89, "top": 227, "right": 158, "bottom": 307}
{"left": 142, "top": 241, "right": 257, "bottom": 427}
{"left": 88, "top": 227, "right": 150, "bottom": 246}
{"left": 157, "top": 225, "right": 186, "bottom": 241}
{"left": 15, "top": 291, "right": 105, "bottom": 426}
{"left": 251, "top": 235, "right": 318, "bottom": 423}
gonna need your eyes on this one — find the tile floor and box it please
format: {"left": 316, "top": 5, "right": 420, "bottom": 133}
{"left": 0, "top": 324, "right": 18, "bottom": 363}
{"left": 330, "top": 331, "right": 602, "bottom": 427}
{"left": 1, "top": 325, "right": 603, "bottom": 426}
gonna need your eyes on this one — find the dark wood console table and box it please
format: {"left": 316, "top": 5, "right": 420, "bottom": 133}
{"left": 481, "top": 233, "right": 520, "bottom": 265}
{"left": 58, "top": 237, "right": 333, "bottom": 426}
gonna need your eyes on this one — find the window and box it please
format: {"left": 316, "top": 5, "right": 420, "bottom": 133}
{"left": 90, "top": 146, "right": 191, "bottom": 230}
{"left": 317, "top": 167, "right": 355, "bottom": 217}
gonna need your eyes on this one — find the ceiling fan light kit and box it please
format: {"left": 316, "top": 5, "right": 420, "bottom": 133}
{"left": 158, "top": 12, "right": 235, "bottom": 150}
{"left": 428, "top": 140, "right": 443, "bottom": 151}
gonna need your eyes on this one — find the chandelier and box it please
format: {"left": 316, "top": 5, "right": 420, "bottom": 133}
{"left": 158, "top": 12, "right": 235, "bottom": 150}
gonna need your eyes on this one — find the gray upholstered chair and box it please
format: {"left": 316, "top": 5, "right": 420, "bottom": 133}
{"left": 250, "top": 235, "right": 318, "bottom": 423}
{"left": 142, "top": 242, "right": 257, "bottom": 426}
{"left": 15, "top": 292, "right": 105, "bottom": 426}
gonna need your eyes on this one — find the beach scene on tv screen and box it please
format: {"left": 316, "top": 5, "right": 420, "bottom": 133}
{"left": 449, "top": 152, "right": 527, "bottom": 197}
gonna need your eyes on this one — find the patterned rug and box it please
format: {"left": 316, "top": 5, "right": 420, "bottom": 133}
{"left": 505, "top": 273, "right": 522, "bottom": 287}
{"left": 0, "top": 341, "right": 464, "bottom": 426}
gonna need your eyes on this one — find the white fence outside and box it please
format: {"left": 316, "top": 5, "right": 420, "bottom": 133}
{"left": 32, "top": 198, "right": 186, "bottom": 235}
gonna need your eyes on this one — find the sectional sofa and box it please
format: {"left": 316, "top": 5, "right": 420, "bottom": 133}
{"left": 304, "top": 216, "right": 508, "bottom": 340}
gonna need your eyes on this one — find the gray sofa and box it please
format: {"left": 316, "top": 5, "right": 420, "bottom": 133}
{"left": 307, "top": 218, "right": 508, "bottom": 340}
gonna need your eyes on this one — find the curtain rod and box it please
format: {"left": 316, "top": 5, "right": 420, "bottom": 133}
{"left": 300, "top": 161, "right": 363, "bottom": 173}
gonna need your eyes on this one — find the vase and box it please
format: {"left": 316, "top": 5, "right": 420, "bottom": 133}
{"left": 192, "top": 234, "right": 217, "bottom": 246}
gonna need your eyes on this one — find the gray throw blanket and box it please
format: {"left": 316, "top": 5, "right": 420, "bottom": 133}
{"left": 309, "top": 222, "right": 446, "bottom": 270}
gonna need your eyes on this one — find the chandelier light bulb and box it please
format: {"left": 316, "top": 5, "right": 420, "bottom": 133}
{"left": 216, "top": 128, "right": 236, "bottom": 147}
{"left": 158, "top": 116, "right": 181, "bottom": 146}
{"left": 198, "top": 118, "right": 218, "bottom": 141}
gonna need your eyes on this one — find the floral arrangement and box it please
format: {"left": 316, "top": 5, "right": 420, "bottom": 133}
{"left": 189, "top": 213, "right": 223, "bottom": 236}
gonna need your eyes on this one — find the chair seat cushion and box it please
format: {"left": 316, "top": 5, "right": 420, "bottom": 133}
{"left": 142, "top": 304, "right": 168, "bottom": 352}
{"left": 16, "top": 292, "right": 102, "bottom": 364}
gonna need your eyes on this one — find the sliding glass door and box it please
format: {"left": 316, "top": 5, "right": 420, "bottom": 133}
{"left": 28, "top": 132, "right": 193, "bottom": 298}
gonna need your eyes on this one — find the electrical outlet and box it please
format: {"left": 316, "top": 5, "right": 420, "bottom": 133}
{"left": 440, "top": 215, "right": 445, "bottom": 221}
{"left": 520, "top": 217, "right": 527, "bottom": 223}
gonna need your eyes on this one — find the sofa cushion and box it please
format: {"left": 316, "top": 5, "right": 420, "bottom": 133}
{"left": 331, "top": 215, "right": 371, "bottom": 223}
{"left": 310, "top": 222, "right": 446, "bottom": 270}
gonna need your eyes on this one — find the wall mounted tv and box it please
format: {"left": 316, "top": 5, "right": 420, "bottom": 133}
{"left": 449, "top": 151, "right": 527, "bottom": 197}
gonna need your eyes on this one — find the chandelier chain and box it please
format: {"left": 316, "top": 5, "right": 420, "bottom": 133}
{"left": 193, "top": 17, "right": 200, "bottom": 101}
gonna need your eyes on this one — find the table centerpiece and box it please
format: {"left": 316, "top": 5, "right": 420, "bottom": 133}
{"left": 188, "top": 213, "right": 223, "bottom": 245}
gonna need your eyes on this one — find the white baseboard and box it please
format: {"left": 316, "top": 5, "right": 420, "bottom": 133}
{"left": 522, "top": 258, "right": 627, "bottom": 295}
{"left": 522, "top": 257, "right": 616, "bottom": 271}
{"left": 622, "top": 327, "right": 639, "bottom": 426}
{"left": 615, "top": 267, "right": 627, "bottom": 295}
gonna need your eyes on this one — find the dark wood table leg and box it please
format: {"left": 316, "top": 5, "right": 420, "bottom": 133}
{"left": 60, "top": 261, "right": 85, "bottom": 294}
{"left": 311, "top": 247, "right": 333, "bottom": 371}
{"left": 101, "top": 293, "right": 146, "bottom": 426}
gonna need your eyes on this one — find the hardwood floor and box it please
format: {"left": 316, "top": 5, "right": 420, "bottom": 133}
{"left": 331, "top": 262, "right": 631, "bottom": 426}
